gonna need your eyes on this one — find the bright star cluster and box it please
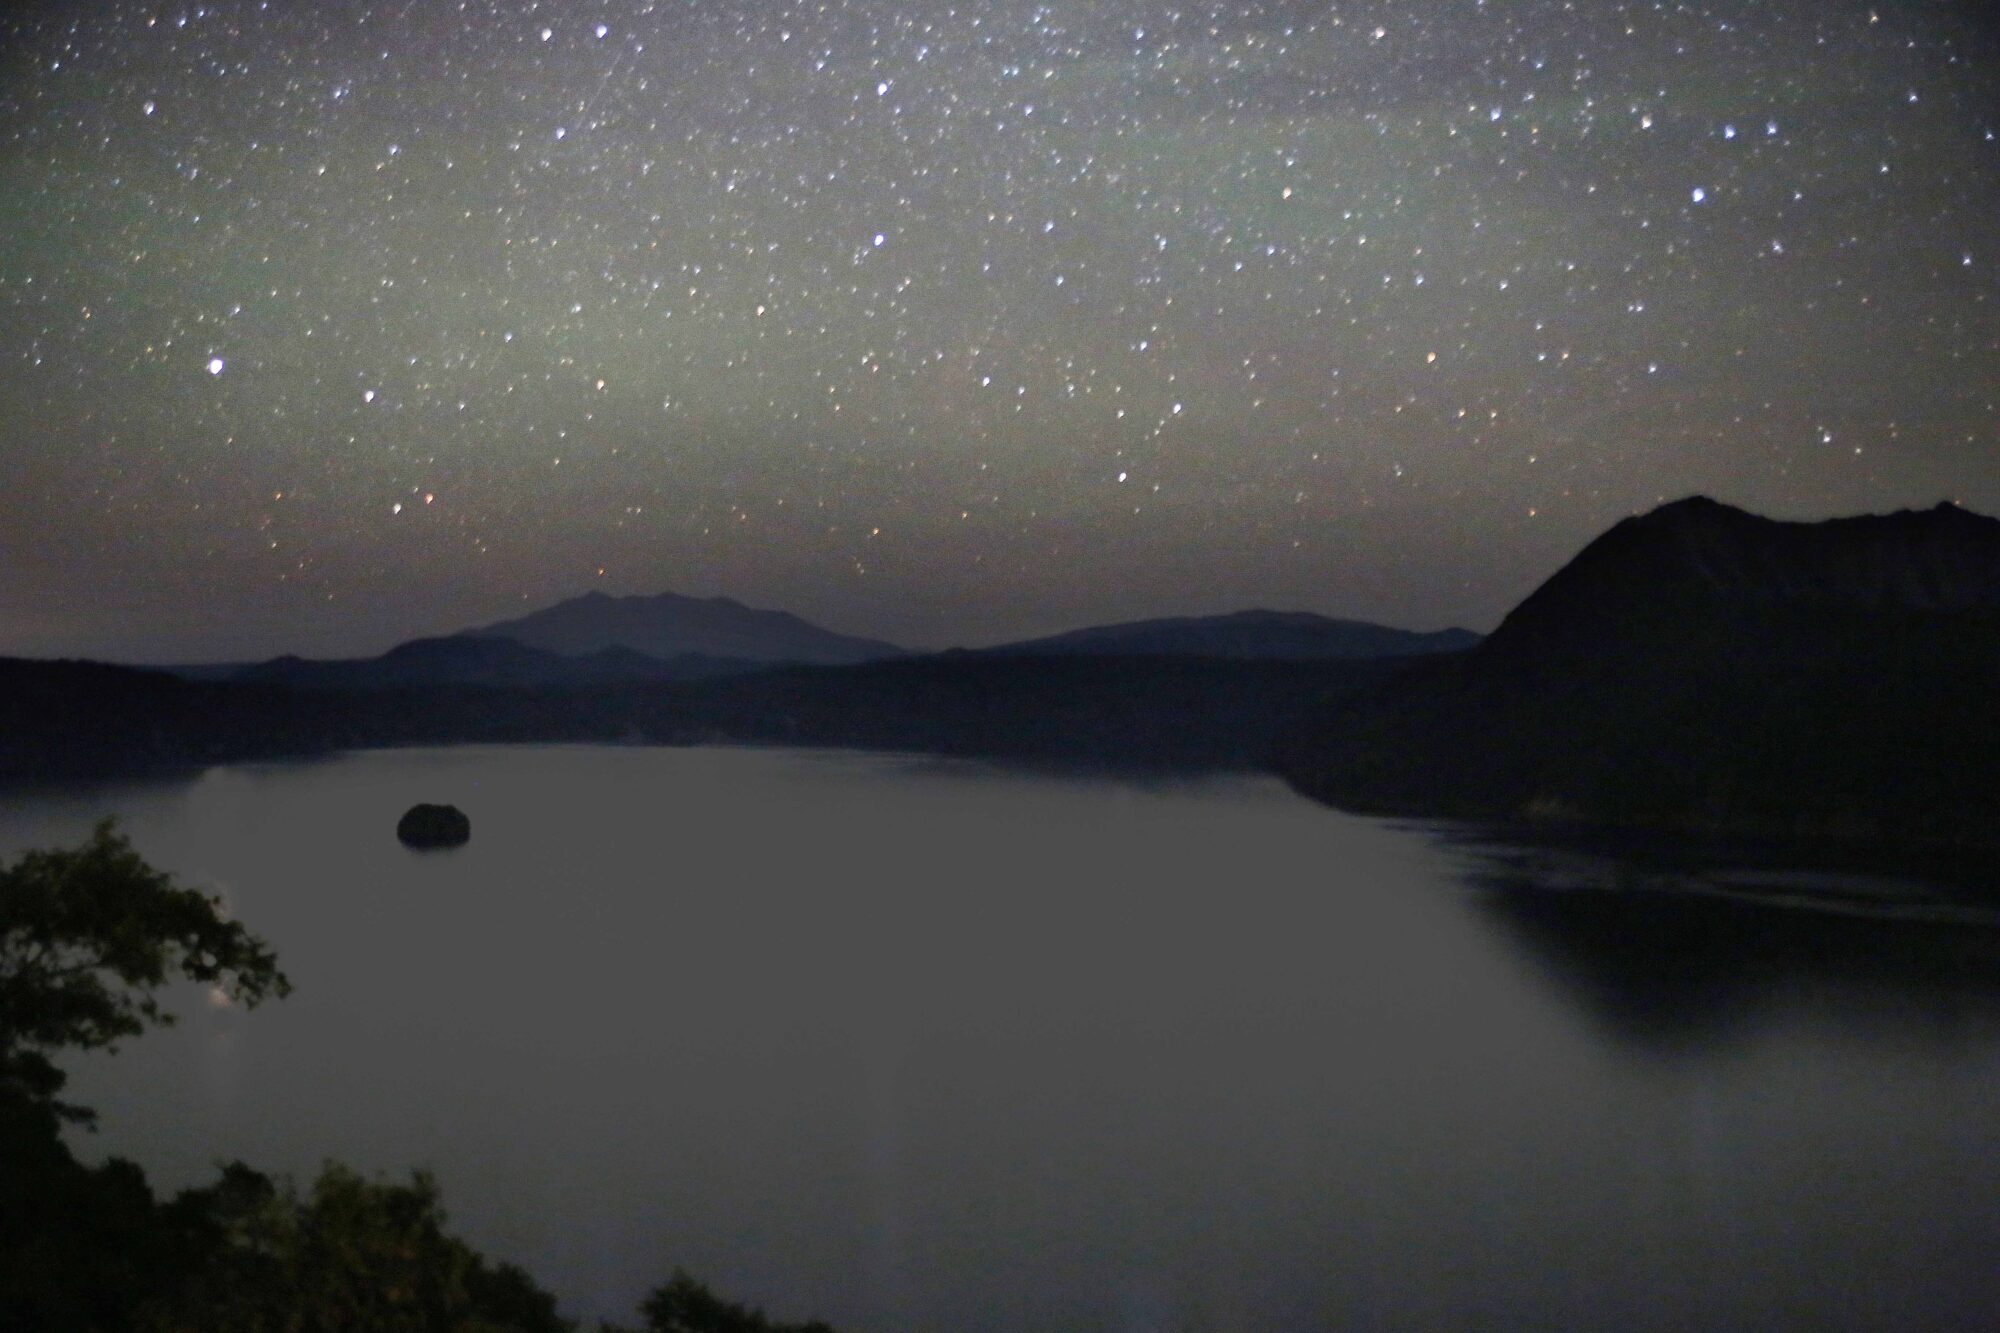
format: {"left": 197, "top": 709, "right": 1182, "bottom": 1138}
{"left": 2, "top": 0, "right": 1997, "bottom": 659}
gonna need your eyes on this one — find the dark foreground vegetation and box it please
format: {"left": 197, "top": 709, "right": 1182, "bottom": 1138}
{"left": 0, "top": 824, "right": 834, "bottom": 1333}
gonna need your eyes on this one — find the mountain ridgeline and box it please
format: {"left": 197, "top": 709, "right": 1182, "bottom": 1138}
{"left": 200, "top": 599, "right": 1472, "bottom": 692}
{"left": 976, "top": 610, "right": 1479, "bottom": 660}
{"left": 6, "top": 593, "right": 1462, "bottom": 780}
{"left": 232, "top": 636, "right": 753, "bottom": 692}
{"left": 467, "top": 589, "right": 906, "bottom": 665}
{"left": 1479, "top": 495, "right": 2000, "bottom": 656}
{"left": 206, "top": 589, "right": 906, "bottom": 691}
{"left": 1278, "top": 498, "right": 2000, "bottom": 847}
{"left": 4, "top": 496, "right": 1995, "bottom": 851}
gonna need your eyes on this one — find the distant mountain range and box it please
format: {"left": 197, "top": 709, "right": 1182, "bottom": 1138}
{"left": 978, "top": 609, "right": 1479, "bottom": 660}
{"left": 176, "top": 589, "right": 903, "bottom": 690}
{"left": 17, "top": 495, "right": 1996, "bottom": 852}
{"left": 229, "top": 636, "right": 750, "bottom": 692}
{"left": 170, "top": 592, "right": 1471, "bottom": 691}
{"left": 1280, "top": 497, "right": 2000, "bottom": 846}
{"left": 464, "top": 590, "right": 905, "bottom": 666}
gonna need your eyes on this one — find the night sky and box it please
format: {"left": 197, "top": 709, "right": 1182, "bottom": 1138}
{"left": 3, "top": 1, "right": 1997, "bottom": 662}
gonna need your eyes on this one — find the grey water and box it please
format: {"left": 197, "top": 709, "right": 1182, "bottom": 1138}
{"left": 14, "top": 745, "right": 2000, "bottom": 1331}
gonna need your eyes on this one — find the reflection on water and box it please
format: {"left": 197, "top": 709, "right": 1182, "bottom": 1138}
{"left": 1447, "top": 833, "right": 2000, "bottom": 1052}
{"left": 5, "top": 747, "right": 1998, "bottom": 1332}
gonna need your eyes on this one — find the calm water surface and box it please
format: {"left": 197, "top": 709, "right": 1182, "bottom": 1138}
{"left": 12, "top": 746, "right": 2000, "bottom": 1331}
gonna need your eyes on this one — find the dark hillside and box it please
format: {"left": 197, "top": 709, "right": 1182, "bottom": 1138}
{"left": 1280, "top": 499, "right": 2000, "bottom": 847}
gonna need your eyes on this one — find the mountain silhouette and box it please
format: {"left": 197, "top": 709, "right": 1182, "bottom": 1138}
{"left": 1281, "top": 497, "right": 2000, "bottom": 847}
{"left": 462, "top": 590, "right": 904, "bottom": 665}
{"left": 979, "top": 609, "right": 1479, "bottom": 660}
{"left": 16, "top": 500, "right": 1999, "bottom": 853}
{"left": 231, "top": 636, "right": 750, "bottom": 691}
{"left": 1483, "top": 495, "right": 2000, "bottom": 660}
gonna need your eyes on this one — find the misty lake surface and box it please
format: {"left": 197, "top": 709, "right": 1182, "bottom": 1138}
{"left": 15, "top": 745, "right": 2000, "bottom": 1331}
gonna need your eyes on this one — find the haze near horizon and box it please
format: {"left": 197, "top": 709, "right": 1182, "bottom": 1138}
{"left": 3, "top": 0, "right": 1997, "bottom": 661}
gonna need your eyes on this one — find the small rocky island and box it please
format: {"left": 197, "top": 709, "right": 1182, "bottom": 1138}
{"left": 396, "top": 803, "right": 471, "bottom": 849}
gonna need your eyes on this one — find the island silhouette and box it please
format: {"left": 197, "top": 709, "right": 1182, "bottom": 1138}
{"left": 4, "top": 497, "right": 1994, "bottom": 853}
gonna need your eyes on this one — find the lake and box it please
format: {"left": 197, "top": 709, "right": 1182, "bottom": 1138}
{"left": 15, "top": 745, "right": 2000, "bottom": 1330}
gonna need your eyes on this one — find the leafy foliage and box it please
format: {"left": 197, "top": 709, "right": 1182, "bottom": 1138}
{"left": 145, "top": 1162, "right": 570, "bottom": 1333}
{"left": 0, "top": 824, "right": 839, "bottom": 1333}
{"left": 0, "top": 1085, "right": 217, "bottom": 1330}
{"left": 640, "top": 1271, "right": 835, "bottom": 1333}
{"left": 0, "top": 819, "right": 290, "bottom": 1121}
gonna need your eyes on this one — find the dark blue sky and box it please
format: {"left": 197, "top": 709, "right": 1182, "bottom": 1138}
{"left": 3, "top": 0, "right": 1996, "bottom": 660}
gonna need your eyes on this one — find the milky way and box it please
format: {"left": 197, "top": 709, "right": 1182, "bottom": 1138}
{"left": 3, "top": 1, "right": 1997, "bottom": 660}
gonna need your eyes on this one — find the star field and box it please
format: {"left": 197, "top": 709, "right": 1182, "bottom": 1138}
{"left": 2, "top": 0, "right": 1997, "bottom": 659}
